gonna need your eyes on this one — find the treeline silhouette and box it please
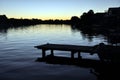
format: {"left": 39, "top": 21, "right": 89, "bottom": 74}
{"left": 72, "top": 7, "right": 120, "bottom": 29}
{"left": 0, "top": 7, "right": 120, "bottom": 29}
{"left": 70, "top": 7, "right": 120, "bottom": 45}
{"left": 0, "top": 15, "right": 71, "bottom": 29}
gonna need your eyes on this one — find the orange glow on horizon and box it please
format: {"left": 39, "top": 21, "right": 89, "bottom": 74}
{"left": 7, "top": 15, "right": 72, "bottom": 20}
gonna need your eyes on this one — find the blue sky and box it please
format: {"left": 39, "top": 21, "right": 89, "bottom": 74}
{"left": 0, "top": 0, "right": 120, "bottom": 20}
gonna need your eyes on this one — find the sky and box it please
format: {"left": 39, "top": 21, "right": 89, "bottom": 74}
{"left": 0, "top": 0, "right": 120, "bottom": 20}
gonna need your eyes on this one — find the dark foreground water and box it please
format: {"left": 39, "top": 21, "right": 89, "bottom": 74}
{"left": 0, "top": 24, "right": 106, "bottom": 80}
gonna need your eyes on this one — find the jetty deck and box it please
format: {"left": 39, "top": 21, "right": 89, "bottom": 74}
{"left": 34, "top": 43, "right": 94, "bottom": 59}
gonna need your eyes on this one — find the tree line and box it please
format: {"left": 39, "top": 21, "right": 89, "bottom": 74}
{"left": 0, "top": 7, "right": 120, "bottom": 30}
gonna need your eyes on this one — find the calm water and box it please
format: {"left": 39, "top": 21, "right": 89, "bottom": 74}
{"left": 0, "top": 24, "right": 106, "bottom": 80}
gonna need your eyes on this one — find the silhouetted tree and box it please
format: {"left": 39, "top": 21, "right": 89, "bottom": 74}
{"left": 71, "top": 16, "right": 80, "bottom": 25}
{"left": 0, "top": 15, "right": 9, "bottom": 28}
{"left": 80, "top": 10, "right": 94, "bottom": 26}
{"left": 88, "top": 10, "right": 94, "bottom": 15}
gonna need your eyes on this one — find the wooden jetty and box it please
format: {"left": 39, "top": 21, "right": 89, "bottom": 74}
{"left": 34, "top": 43, "right": 94, "bottom": 59}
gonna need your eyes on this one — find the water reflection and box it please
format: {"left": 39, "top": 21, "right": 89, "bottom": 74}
{"left": 0, "top": 24, "right": 108, "bottom": 45}
{"left": 0, "top": 24, "right": 98, "bottom": 80}
{"left": 36, "top": 54, "right": 120, "bottom": 80}
{"left": 0, "top": 24, "right": 119, "bottom": 80}
{"left": 71, "top": 25, "right": 120, "bottom": 45}
{"left": 0, "top": 28, "right": 8, "bottom": 41}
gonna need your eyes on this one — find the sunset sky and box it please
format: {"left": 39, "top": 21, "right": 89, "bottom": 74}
{"left": 0, "top": 0, "right": 120, "bottom": 20}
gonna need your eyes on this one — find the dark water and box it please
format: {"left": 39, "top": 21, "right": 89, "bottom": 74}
{"left": 0, "top": 24, "right": 106, "bottom": 80}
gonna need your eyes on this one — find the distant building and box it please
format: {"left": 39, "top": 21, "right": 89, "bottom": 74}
{"left": 108, "top": 7, "right": 120, "bottom": 16}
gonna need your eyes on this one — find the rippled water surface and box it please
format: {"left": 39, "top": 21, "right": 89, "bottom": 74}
{"left": 0, "top": 24, "right": 106, "bottom": 80}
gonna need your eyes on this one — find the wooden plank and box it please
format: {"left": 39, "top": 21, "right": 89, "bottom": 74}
{"left": 35, "top": 43, "right": 93, "bottom": 53}
{"left": 35, "top": 43, "right": 95, "bottom": 59}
